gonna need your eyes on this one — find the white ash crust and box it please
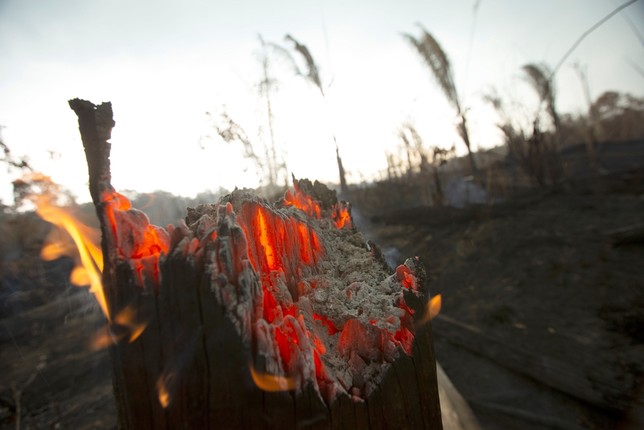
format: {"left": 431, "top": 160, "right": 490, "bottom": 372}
{"left": 300, "top": 219, "right": 415, "bottom": 397}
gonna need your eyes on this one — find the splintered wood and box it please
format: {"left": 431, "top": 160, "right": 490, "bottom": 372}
{"left": 70, "top": 98, "right": 442, "bottom": 429}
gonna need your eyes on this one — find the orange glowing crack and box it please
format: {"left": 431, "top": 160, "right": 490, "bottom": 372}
{"left": 275, "top": 325, "right": 293, "bottom": 370}
{"left": 239, "top": 203, "right": 324, "bottom": 279}
{"left": 313, "top": 350, "right": 324, "bottom": 376}
{"left": 256, "top": 208, "right": 277, "bottom": 271}
{"left": 394, "top": 326, "right": 414, "bottom": 354}
{"left": 312, "top": 335, "right": 326, "bottom": 355}
{"left": 313, "top": 313, "right": 339, "bottom": 335}
{"left": 297, "top": 223, "right": 313, "bottom": 264}
{"left": 262, "top": 285, "right": 281, "bottom": 323}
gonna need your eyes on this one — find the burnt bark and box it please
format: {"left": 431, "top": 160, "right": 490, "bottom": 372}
{"left": 70, "top": 98, "right": 442, "bottom": 429}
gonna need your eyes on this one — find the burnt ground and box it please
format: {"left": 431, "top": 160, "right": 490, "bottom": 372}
{"left": 0, "top": 168, "right": 643, "bottom": 429}
{"left": 0, "top": 270, "right": 115, "bottom": 429}
{"left": 360, "top": 168, "right": 644, "bottom": 430}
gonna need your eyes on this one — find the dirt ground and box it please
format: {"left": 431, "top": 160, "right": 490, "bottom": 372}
{"left": 1, "top": 168, "right": 643, "bottom": 429}
{"left": 361, "top": 167, "right": 644, "bottom": 429}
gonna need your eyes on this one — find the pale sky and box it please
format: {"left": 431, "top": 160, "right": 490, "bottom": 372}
{"left": 1, "top": 0, "right": 642, "bottom": 204}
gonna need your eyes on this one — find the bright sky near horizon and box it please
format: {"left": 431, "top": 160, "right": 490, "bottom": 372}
{"left": 0, "top": 0, "right": 642, "bottom": 205}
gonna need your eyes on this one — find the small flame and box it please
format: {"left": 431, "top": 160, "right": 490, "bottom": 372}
{"left": 27, "top": 174, "right": 165, "bottom": 336}
{"left": 249, "top": 366, "right": 296, "bottom": 392}
{"left": 41, "top": 238, "right": 75, "bottom": 261}
{"left": 156, "top": 372, "right": 175, "bottom": 408}
{"left": 114, "top": 305, "right": 148, "bottom": 342}
{"left": 89, "top": 326, "right": 117, "bottom": 351}
{"left": 158, "top": 386, "right": 170, "bottom": 408}
{"left": 417, "top": 294, "right": 442, "bottom": 326}
{"left": 33, "top": 189, "right": 108, "bottom": 320}
{"left": 89, "top": 305, "right": 149, "bottom": 350}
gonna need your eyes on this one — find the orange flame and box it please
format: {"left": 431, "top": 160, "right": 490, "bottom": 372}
{"left": 417, "top": 294, "right": 442, "bottom": 326}
{"left": 89, "top": 326, "right": 114, "bottom": 351}
{"left": 29, "top": 175, "right": 165, "bottom": 342}
{"left": 114, "top": 305, "right": 148, "bottom": 342}
{"left": 89, "top": 305, "right": 150, "bottom": 350}
{"left": 156, "top": 372, "right": 175, "bottom": 408}
{"left": 249, "top": 366, "right": 296, "bottom": 392}
{"left": 34, "top": 193, "right": 109, "bottom": 320}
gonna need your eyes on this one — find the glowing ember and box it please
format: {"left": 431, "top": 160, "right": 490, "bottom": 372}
{"left": 180, "top": 183, "right": 427, "bottom": 400}
{"left": 101, "top": 189, "right": 170, "bottom": 287}
{"left": 332, "top": 204, "right": 352, "bottom": 229}
{"left": 284, "top": 181, "right": 322, "bottom": 219}
{"left": 284, "top": 178, "right": 353, "bottom": 230}
{"left": 69, "top": 98, "right": 443, "bottom": 427}
{"left": 38, "top": 165, "right": 432, "bottom": 404}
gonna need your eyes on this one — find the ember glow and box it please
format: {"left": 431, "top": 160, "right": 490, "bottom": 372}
{"left": 237, "top": 201, "right": 324, "bottom": 294}
{"left": 72, "top": 177, "right": 428, "bottom": 401}
{"left": 332, "top": 205, "right": 352, "bottom": 229}
{"left": 102, "top": 189, "right": 170, "bottom": 287}
{"left": 176, "top": 180, "right": 427, "bottom": 400}
{"left": 284, "top": 179, "right": 352, "bottom": 230}
{"left": 32, "top": 171, "right": 435, "bottom": 404}
{"left": 284, "top": 182, "right": 322, "bottom": 219}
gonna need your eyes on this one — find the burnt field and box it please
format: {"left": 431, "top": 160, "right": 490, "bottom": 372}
{"left": 360, "top": 166, "right": 644, "bottom": 429}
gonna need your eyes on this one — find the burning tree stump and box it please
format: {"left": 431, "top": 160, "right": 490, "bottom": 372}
{"left": 69, "top": 98, "right": 443, "bottom": 429}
